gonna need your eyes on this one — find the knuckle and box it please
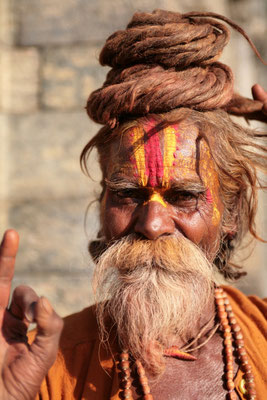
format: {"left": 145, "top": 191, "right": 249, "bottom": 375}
{"left": 13, "top": 284, "right": 30, "bottom": 294}
{"left": 14, "top": 284, "right": 38, "bottom": 300}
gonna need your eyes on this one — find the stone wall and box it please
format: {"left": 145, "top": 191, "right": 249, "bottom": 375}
{"left": 0, "top": 0, "right": 266, "bottom": 317}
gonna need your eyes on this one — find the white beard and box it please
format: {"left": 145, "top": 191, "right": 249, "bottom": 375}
{"left": 92, "top": 234, "right": 218, "bottom": 375}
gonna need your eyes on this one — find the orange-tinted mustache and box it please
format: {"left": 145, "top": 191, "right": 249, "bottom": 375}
{"left": 92, "top": 233, "right": 212, "bottom": 277}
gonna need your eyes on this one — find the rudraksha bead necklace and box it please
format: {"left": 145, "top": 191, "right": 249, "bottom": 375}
{"left": 117, "top": 286, "right": 256, "bottom": 399}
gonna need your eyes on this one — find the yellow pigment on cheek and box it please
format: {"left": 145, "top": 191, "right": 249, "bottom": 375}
{"left": 144, "top": 191, "right": 167, "bottom": 208}
{"left": 211, "top": 207, "right": 220, "bottom": 225}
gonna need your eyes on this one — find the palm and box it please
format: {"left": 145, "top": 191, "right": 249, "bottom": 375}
{"left": 0, "top": 230, "right": 63, "bottom": 400}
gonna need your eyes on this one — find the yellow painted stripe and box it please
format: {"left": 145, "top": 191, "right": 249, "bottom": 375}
{"left": 145, "top": 191, "right": 167, "bottom": 207}
{"left": 132, "top": 126, "right": 147, "bottom": 186}
{"left": 162, "top": 126, "right": 177, "bottom": 187}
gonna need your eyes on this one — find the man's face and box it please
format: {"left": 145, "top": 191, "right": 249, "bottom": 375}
{"left": 100, "top": 118, "right": 224, "bottom": 261}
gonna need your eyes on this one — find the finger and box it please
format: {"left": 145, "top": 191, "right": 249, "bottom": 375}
{"left": 3, "top": 298, "right": 63, "bottom": 399}
{"left": 252, "top": 84, "right": 267, "bottom": 103}
{"left": 0, "top": 230, "right": 20, "bottom": 309}
{"left": 9, "top": 285, "right": 39, "bottom": 325}
{"left": 30, "top": 297, "right": 63, "bottom": 369}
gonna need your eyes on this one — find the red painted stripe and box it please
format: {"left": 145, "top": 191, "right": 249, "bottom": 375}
{"left": 144, "top": 120, "right": 163, "bottom": 187}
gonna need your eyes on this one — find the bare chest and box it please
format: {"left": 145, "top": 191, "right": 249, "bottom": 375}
{"left": 131, "top": 334, "right": 239, "bottom": 400}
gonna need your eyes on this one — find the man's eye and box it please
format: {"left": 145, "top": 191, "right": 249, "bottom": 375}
{"left": 116, "top": 189, "right": 138, "bottom": 198}
{"left": 165, "top": 191, "right": 199, "bottom": 206}
{"left": 112, "top": 189, "right": 145, "bottom": 204}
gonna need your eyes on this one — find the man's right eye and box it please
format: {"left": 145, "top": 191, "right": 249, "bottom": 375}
{"left": 115, "top": 189, "right": 138, "bottom": 198}
{"left": 112, "top": 189, "right": 146, "bottom": 204}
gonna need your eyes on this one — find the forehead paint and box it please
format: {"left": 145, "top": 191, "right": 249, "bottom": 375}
{"left": 130, "top": 125, "right": 147, "bottom": 186}
{"left": 130, "top": 120, "right": 180, "bottom": 188}
{"left": 162, "top": 125, "right": 179, "bottom": 187}
{"left": 144, "top": 191, "right": 167, "bottom": 208}
{"left": 143, "top": 119, "right": 163, "bottom": 187}
{"left": 127, "top": 121, "right": 221, "bottom": 224}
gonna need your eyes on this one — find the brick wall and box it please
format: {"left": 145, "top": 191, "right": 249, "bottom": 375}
{"left": 0, "top": 0, "right": 266, "bottom": 317}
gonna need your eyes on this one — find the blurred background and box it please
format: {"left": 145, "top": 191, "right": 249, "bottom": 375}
{"left": 0, "top": 0, "right": 266, "bottom": 317}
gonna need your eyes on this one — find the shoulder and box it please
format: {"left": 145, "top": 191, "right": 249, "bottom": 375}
{"left": 223, "top": 285, "right": 267, "bottom": 356}
{"left": 223, "top": 285, "right": 266, "bottom": 325}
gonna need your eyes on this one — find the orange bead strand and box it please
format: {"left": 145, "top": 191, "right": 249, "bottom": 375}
{"left": 215, "top": 287, "right": 256, "bottom": 400}
{"left": 118, "top": 351, "right": 133, "bottom": 399}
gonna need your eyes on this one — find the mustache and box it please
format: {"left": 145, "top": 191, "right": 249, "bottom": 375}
{"left": 94, "top": 233, "right": 211, "bottom": 266}
{"left": 92, "top": 233, "right": 215, "bottom": 291}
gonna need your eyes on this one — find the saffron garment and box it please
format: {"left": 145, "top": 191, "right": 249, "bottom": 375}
{"left": 30, "top": 286, "right": 267, "bottom": 400}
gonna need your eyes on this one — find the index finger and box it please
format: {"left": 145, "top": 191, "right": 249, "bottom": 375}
{"left": 0, "top": 229, "right": 20, "bottom": 309}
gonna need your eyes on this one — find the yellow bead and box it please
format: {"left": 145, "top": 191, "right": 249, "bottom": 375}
{"left": 239, "top": 379, "right": 247, "bottom": 395}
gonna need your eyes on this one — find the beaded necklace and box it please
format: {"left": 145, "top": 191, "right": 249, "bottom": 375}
{"left": 117, "top": 286, "right": 256, "bottom": 400}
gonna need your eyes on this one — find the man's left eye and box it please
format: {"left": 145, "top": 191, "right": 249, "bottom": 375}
{"left": 165, "top": 191, "right": 200, "bottom": 206}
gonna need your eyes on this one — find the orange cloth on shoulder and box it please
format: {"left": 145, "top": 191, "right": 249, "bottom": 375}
{"left": 28, "top": 286, "right": 267, "bottom": 399}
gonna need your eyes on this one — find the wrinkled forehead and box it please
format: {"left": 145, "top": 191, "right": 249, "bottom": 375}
{"left": 108, "top": 119, "right": 197, "bottom": 160}
{"left": 107, "top": 118, "right": 214, "bottom": 186}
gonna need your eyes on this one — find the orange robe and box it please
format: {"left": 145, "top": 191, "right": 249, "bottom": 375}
{"left": 30, "top": 286, "right": 267, "bottom": 399}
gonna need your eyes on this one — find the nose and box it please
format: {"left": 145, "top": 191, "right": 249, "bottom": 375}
{"left": 134, "top": 201, "right": 175, "bottom": 240}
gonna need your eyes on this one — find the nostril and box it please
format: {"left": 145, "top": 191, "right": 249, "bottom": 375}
{"left": 134, "top": 233, "right": 148, "bottom": 241}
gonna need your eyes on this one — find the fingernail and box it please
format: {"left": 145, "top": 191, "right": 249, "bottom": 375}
{"left": 25, "top": 301, "right": 37, "bottom": 322}
{"left": 40, "top": 297, "right": 53, "bottom": 314}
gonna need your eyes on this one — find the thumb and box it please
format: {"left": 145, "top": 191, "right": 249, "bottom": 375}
{"left": 30, "top": 297, "right": 63, "bottom": 371}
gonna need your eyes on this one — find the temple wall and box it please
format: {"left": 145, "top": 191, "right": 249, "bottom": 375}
{"left": 0, "top": 0, "right": 266, "bottom": 316}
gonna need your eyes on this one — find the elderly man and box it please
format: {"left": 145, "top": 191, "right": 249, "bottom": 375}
{"left": 0, "top": 10, "right": 266, "bottom": 400}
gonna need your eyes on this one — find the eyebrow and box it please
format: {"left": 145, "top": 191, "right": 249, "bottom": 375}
{"left": 105, "top": 177, "right": 206, "bottom": 193}
{"left": 105, "top": 177, "right": 140, "bottom": 191}
{"left": 169, "top": 180, "right": 206, "bottom": 193}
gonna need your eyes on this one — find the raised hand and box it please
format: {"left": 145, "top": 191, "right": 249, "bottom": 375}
{"left": 0, "top": 230, "right": 63, "bottom": 400}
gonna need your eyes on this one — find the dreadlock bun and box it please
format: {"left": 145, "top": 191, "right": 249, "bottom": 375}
{"left": 86, "top": 9, "right": 264, "bottom": 128}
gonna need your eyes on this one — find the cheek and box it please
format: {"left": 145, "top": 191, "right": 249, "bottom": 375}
{"left": 173, "top": 208, "right": 222, "bottom": 256}
{"left": 173, "top": 211, "right": 209, "bottom": 244}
